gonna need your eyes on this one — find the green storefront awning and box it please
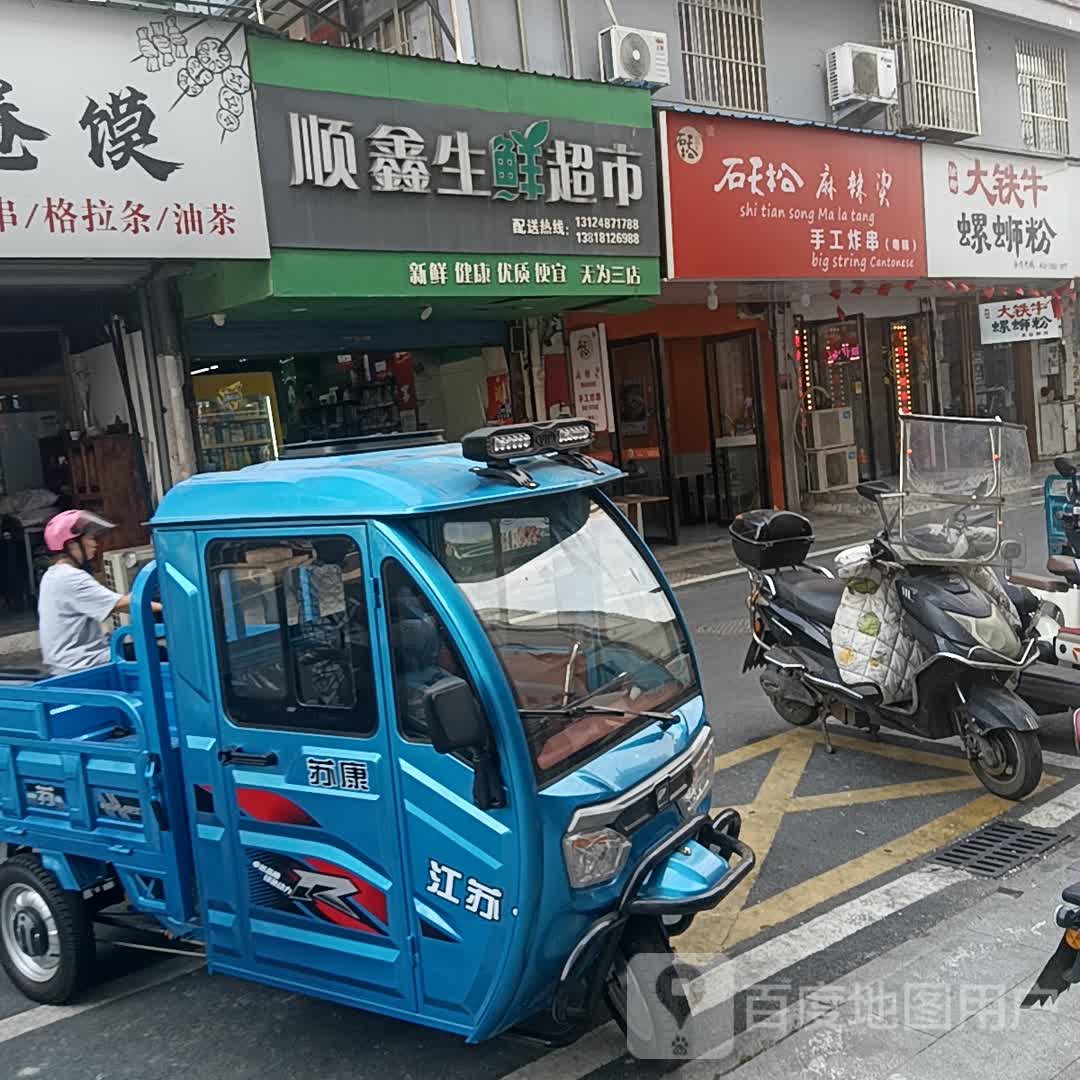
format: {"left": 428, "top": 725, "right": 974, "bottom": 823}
{"left": 181, "top": 248, "right": 660, "bottom": 322}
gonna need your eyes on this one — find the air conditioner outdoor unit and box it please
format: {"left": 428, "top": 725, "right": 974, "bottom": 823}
{"left": 807, "top": 447, "right": 859, "bottom": 493}
{"left": 599, "top": 25, "right": 670, "bottom": 90}
{"left": 102, "top": 545, "right": 155, "bottom": 629}
{"left": 826, "top": 43, "right": 897, "bottom": 108}
{"left": 807, "top": 407, "right": 855, "bottom": 449}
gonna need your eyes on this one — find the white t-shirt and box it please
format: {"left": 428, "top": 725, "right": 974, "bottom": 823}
{"left": 37, "top": 562, "right": 121, "bottom": 675}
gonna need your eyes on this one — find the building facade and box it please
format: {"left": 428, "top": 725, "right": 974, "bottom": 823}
{"left": 180, "top": 37, "right": 660, "bottom": 467}
{"left": 327, "top": 0, "right": 1080, "bottom": 514}
{"left": 0, "top": 0, "right": 270, "bottom": 649}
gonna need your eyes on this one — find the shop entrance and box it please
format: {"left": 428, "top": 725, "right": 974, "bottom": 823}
{"left": 607, "top": 336, "right": 677, "bottom": 545}
{"left": 805, "top": 317, "right": 873, "bottom": 483}
{"left": 936, "top": 302, "right": 977, "bottom": 418}
{"left": 705, "top": 331, "right": 765, "bottom": 524}
{"left": 865, "top": 314, "right": 933, "bottom": 478}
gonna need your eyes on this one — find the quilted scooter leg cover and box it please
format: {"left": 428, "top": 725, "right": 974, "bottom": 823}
{"left": 832, "top": 561, "right": 924, "bottom": 705}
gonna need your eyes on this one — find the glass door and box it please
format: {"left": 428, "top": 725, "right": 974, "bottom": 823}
{"left": 608, "top": 337, "right": 677, "bottom": 545}
{"left": 809, "top": 318, "right": 873, "bottom": 482}
{"left": 705, "top": 332, "right": 765, "bottom": 524}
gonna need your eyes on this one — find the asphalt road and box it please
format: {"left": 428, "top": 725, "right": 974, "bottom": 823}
{"left": 3, "top": 503, "right": 1080, "bottom": 1080}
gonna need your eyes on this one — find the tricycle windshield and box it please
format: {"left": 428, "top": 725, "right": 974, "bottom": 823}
{"left": 429, "top": 491, "right": 697, "bottom": 784}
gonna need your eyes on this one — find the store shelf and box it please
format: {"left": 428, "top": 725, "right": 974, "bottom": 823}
{"left": 201, "top": 439, "right": 274, "bottom": 450}
{"left": 198, "top": 408, "right": 271, "bottom": 419}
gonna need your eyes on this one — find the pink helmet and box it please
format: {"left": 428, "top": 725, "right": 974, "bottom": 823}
{"left": 44, "top": 510, "right": 116, "bottom": 552}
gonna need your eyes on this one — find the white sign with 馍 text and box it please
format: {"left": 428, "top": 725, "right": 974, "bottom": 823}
{"left": 0, "top": 0, "right": 268, "bottom": 257}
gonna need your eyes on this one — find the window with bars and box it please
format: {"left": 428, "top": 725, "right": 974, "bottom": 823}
{"left": 1017, "top": 39, "right": 1068, "bottom": 154}
{"left": 880, "top": 0, "right": 980, "bottom": 138}
{"left": 677, "top": 0, "right": 767, "bottom": 112}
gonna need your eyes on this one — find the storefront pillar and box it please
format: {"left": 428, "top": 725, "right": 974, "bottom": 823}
{"left": 148, "top": 276, "right": 198, "bottom": 485}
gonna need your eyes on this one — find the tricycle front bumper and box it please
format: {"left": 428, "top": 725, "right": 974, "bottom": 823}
{"left": 550, "top": 808, "right": 754, "bottom": 1028}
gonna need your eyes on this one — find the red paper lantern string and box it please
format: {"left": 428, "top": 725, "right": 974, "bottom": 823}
{"left": 836, "top": 305, "right": 847, "bottom": 320}
{"left": 877, "top": 283, "right": 892, "bottom": 296}
{"left": 1015, "top": 288, "right": 1026, "bottom": 297}
{"left": 957, "top": 283, "right": 971, "bottom": 293}
{"left": 981, "top": 287, "right": 994, "bottom": 301}
{"left": 1052, "top": 294, "right": 1064, "bottom": 320}
{"left": 851, "top": 284, "right": 864, "bottom": 296}
{"left": 903, "top": 280, "right": 915, "bottom": 291}
{"left": 943, "top": 280, "right": 956, "bottom": 290}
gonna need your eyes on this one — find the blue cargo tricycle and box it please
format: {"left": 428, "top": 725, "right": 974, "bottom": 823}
{"left": 0, "top": 420, "right": 751, "bottom": 1055}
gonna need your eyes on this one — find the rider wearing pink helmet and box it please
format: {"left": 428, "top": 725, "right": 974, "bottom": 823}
{"left": 38, "top": 510, "right": 159, "bottom": 674}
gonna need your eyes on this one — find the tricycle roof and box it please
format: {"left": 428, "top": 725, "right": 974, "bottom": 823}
{"left": 151, "top": 442, "right": 623, "bottom": 527}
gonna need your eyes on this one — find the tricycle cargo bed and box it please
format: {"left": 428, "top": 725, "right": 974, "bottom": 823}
{"left": 0, "top": 657, "right": 191, "bottom": 932}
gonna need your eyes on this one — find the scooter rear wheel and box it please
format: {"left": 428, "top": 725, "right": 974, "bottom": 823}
{"left": 970, "top": 729, "right": 1042, "bottom": 801}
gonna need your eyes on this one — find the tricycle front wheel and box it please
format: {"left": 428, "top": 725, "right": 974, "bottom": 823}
{"left": 604, "top": 917, "right": 702, "bottom": 1060}
{"left": 0, "top": 854, "right": 95, "bottom": 1004}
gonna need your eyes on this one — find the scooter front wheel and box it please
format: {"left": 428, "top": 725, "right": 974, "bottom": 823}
{"left": 970, "top": 729, "right": 1042, "bottom": 800}
{"left": 604, "top": 917, "right": 703, "bottom": 1060}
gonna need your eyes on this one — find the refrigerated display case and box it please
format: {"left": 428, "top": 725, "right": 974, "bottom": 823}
{"left": 195, "top": 393, "right": 279, "bottom": 473}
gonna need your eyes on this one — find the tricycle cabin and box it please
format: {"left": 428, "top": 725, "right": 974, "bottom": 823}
{"left": 0, "top": 422, "right": 752, "bottom": 1055}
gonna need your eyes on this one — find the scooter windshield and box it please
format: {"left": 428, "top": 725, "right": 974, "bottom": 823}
{"left": 431, "top": 491, "right": 698, "bottom": 785}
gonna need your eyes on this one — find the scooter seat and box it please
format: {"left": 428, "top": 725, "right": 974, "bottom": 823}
{"left": 772, "top": 571, "right": 847, "bottom": 626}
{"left": 1010, "top": 570, "right": 1069, "bottom": 594}
{"left": 1047, "top": 555, "right": 1080, "bottom": 589}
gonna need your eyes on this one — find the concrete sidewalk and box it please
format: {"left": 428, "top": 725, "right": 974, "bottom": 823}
{"left": 655, "top": 509, "right": 877, "bottom": 587}
{"left": 677, "top": 835, "right": 1080, "bottom": 1080}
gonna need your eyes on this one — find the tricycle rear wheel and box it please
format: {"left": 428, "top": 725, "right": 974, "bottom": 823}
{"left": 604, "top": 917, "right": 701, "bottom": 1060}
{"left": 0, "top": 854, "right": 95, "bottom": 1004}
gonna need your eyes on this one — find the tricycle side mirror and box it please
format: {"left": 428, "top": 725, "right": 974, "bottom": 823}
{"left": 1001, "top": 539, "right": 1023, "bottom": 563}
{"left": 1057, "top": 456, "right": 1077, "bottom": 480}
{"left": 423, "top": 676, "right": 506, "bottom": 811}
{"left": 424, "top": 676, "right": 486, "bottom": 753}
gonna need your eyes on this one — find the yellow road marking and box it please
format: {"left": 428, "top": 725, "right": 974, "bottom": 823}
{"left": 711, "top": 730, "right": 794, "bottom": 772}
{"left": 687, "top": 737, "right": 815, "bottom": 949}
{"left": 788, "top": 774, "right": 983, "bottom": 812}
{"left": 675, "top": 725, "right": 1061, "bottom": 956}
{"left": 824, "top": 731, "right": 974, "bottom": 772}
{"left": 725, "top": 775, "right": 1060, "bottom": 948}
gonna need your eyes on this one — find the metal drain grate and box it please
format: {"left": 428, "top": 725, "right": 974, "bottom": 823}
{"left": 696, "top": 619, "right": 749, "bottom": 638}
{"left": 933, "top": 820, "right": 1064, "bottom": 878}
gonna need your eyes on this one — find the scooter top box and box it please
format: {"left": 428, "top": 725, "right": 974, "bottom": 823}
{"left": 730, "top": 508, "right": 814, "bottom": 570}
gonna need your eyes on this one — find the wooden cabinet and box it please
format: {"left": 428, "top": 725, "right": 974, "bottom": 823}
{"left": 67, "top": 435, "right": 149, "bottom": 552}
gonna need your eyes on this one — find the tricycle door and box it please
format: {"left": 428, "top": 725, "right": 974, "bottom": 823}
{"left": 202, "top": 528, "right": 415, "bottom": 1017}
{"left": 370, "top": 523, "right": 530, "bottom": 1037}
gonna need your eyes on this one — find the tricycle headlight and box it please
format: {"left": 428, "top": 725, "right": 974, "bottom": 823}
{"left": 676, "top": 728, "right": 716, "bottom": 817}
{"left": 562, "top": 827, "right": 631, "bottom": 889}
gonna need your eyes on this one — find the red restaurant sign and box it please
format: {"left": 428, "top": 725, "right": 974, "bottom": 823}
{"left": 660, "top": 113, "right": 927, "bottom": 280}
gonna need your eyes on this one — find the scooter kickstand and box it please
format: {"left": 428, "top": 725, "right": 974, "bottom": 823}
{"left": 820, "top": 713, "right": 835, "bottom": 754}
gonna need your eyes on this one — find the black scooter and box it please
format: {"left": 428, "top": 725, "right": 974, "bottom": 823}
{"left": 734, "top": 484, "right": 1044, "bottom": 801}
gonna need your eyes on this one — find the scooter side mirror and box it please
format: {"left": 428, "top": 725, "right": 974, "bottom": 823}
{"left": 1056, "top": 456, "right": 1077, "bottom": 479}
{"left": 1002, "top": 540, "right": 1023, "bottom": 562}
{"left": 424, "top": 676, "right": 487, "bottom": 753}
{"left": 424, "top": 676, "right": 506, "bottom": 811}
